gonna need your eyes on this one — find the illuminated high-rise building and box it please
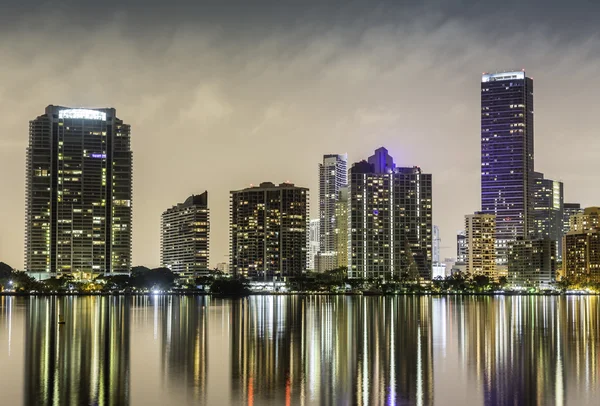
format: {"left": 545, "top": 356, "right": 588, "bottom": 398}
{"left": 308, "top": 219, "right": 320, "bottom": 271}
{"left": 456, "top": 231, "right": 467, "bottom": 263}
{"left": 161, "top": 192, "right": 210, "bottom": 281}
{"left": 465, "top": 213, "right": 496, "bottom": 277}
{"left": 432, "top": 225, "right": 441, "bottom": 264}
{"left": 316, "top": 154, "right": 347, "bottom": 272}
{"left": 564, "top": 207, "right": 600, "bottom": 283}
{"left": 562, "top": 203, "right": 583, "bottom": 235}
{"left": 25, "top": 106, "right": 132, "bottom": 279}
{"left": 334, "top": 186, "right": 349, "bottom": 269}
{"left": 531, "top": 172, "right": 564, "bottom": 257}
{"left": 348, "top": 147, "right": 432, "bottom": 280}
{"left": 230, "top": 182, "right": 308, "bottom": 280}
{"left": 481, "top": 71, "right": 534, "bottom": 268}
{"left": 567, "top": 206, "right": 600, "bottom": 233}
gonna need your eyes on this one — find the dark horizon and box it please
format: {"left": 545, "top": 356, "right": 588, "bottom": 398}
{"left": 2, "top": 0, "right": 600, "bottom": 269}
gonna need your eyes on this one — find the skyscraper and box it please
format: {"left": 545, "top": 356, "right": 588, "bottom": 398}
{"left": 563, "top": 208, "right": 600, "bottom": 283}
{"left": 161, "top": 192, "right": 210, "bottom": 280}
{"left": 230, "top": 182, "right": 308, "bottom": 280}
{"left": 465, "top": 213, "right": 496, "bottom": 277}
{"left": 316, "top": 154, "right": 347, "bottom": 272}
{"left": 308, "top": 219, "right": 320, "bottom": 271}
{"left": 334, "top": 186, "right": 349, "bottom": 269}
{"left": 348, "top": 147, "right": 432, "bottom": 280}
{"left": 531, "top": 172, "right": 564, "bottom": 256}
{"left": 25, "top": 106, "right": 132, "bottom": 278}
{"left": 432, "top": 225, "right": 441, "bottom": 264}
{"left": 563, "top": 203, "right": 583, "bottom": 235}
{"left": 456, "top": 231, "right": 467, "bottom": 264}
{"left": 481, "top": 71, "right": 534, "bottom": 267}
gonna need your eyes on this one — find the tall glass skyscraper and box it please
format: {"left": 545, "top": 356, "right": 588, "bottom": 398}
{"left": 25, "top": 106, "right": 133, "bottom": 278}
{"left": 316, "top": 154, "right": 347, "bottom": 272}
{"left": 481, "top": 71, "right": 534, "bottom": 265}
{"left": 531, "top": 172, "right": 564, "bottom": 258}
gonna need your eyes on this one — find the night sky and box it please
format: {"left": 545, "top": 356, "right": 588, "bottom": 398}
{"left": 1, "top": 0, "right": 599, "bottom": 269}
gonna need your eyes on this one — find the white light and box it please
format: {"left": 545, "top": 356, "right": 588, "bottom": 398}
{"left": 481, "top": 71, "right": 525, "bottom": 83}
{"left": 59, "top": 109, "right": 107, "bottom": 121}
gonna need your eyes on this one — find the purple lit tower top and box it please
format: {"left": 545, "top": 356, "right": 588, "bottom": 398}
{"left": 367, "top": 147, "right": 396, "bottom": 174}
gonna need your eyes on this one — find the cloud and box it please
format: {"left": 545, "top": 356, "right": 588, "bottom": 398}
{"left": 1, "top": 1, "right": 600, "bottom": 268}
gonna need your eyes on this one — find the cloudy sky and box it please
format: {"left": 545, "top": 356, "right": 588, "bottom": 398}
{"left": 1, "top": 0, "right": 599, "bottom": 269}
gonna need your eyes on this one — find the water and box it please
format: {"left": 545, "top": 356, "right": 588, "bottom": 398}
{"left": 0, "top": 295, "right": 599, "bottom": 405}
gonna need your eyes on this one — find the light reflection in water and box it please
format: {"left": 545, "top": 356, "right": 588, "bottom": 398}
{"left": 0, "top": 295, "right": 598, "bottom": 405}
{"left": 23, "top": 296, "right": 130, "bottom": 406}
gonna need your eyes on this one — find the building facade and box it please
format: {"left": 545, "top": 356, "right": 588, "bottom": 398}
{"left": 432, "top": 225, "right": 441, "bottom": 264}
{"left": 465, "top": 213, "right": 496, "bottom": 277}
{"left": 334, "top": 186, "right": 349, "bottom": 269}
{"left": 562, "top": 203, "right": 583, "bottom": 235}
{"left": 230, "top": 182, "right": 308, "bottom": 280}
{"left": 481, "top": 71, "right": 534, "bottom": 267}
{"left": 456, "top": 231, "right": 467, "bottom": 264}
{"left": 531, "top": 172, "right": 564, "bottom": 257}
{"left": 25, "top": 106, "right": 132, "bottom": 279}
{"left": 308, "top": 219, "right": 320, "bottom": 271}
{"left": 563, "top": 207, "right": 600, "bottom": 283}
{"left": 161, "top": 192, "right": 210, "bottom": 280}
{"left": 508, "top": 238, "right": 557, "bottom": 287}
{"left": 316, "top": 154, "right": 347, "bottom": 272}
{"left": 348, "top": 147, "right": 432, "bottom": 280}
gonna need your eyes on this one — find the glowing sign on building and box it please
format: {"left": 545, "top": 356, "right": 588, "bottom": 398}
{"left": 481, "top": 71, "right": 525, "bottom": 83}
{"left": 58, "top": 109, "right": 107, "bottom": 120}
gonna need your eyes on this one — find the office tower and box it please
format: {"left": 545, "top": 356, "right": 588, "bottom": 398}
{"left": 562, "top": 203, "right": 583, "bottom": 235}
{"left": 308, "top": 219, "right": 320, "bottom": 271}
{"left": 432, "top": 225, "right": 441, "bottom": 264}
{"left": 481, "top": 71, "right": 534, "bottom": 267}
{"left": 531, "top": 172, "right": 564, "bottom": 256}
{"left": 161, "top": 192, "right": 210, "bottom": 280}
{"left": 568, "top": 206, "right": 600, "bottom": 232}
{"left": 230, "top": 182, "right": 308, "bottom": 280}
{"left": 564, "top": 207, "right": 600, "bottom": 283}
{"left": 348, "top": 147, "right": 432, "bottom": 280}
{"left": 25, "top": 106, "right": 132, "bottom": 279}
{"left": 456, "top": 231, "right": 467, "bottom": 264}
{"left": 334, "top": 186, "right": 349, "bottom": 269}
{"left": 316, "top": 154, "right": 347, "bottom": 272}
{"left": 465, "top": 213, "right": 496, "bottom": 277}
{"left": 508, "top": 238, "right": 557, "bottom": 287}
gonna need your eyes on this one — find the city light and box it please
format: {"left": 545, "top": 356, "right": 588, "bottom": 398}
{"left": 58, "top": 109, "right": 107, "bottom": 121}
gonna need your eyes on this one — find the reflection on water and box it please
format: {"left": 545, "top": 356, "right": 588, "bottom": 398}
{"left": 24, "top": 296, "right": 130, "bottom": 405}
{"left": 230, "top": 296, "right": 434, "bottom": 405}
{"left": 0, "top": 295, "right": 598, "bottom": 405}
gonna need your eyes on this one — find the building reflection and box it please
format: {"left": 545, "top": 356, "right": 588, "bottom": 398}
{"left": 230, "top": 296, "right": 434, "bottom": 405}
{"left": 0, "top": 297, "right": 15, "bottom": 357}
{"left": 158, "top": 295, "right": 208, "bottom": 403}
{"left": 24, "top": 296, "right": 130, "bottom": 406}
{"left": 446, "top": 295, "right": 599, "bottom": 406}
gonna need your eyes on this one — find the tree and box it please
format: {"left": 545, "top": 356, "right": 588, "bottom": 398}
{"left": 131, "top": 267, "right": 175, "bottom": 290}
{"left": 210, "top": 278, "right": 250, "bottom": 297}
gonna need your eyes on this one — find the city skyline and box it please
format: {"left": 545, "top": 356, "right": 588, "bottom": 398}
{"left": 2, "top": 1, "right": 600, "bottom": 270}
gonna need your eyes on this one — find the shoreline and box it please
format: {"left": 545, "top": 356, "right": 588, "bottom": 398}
{"left": 1, "top": 292, "right": 598, "bottom": 297}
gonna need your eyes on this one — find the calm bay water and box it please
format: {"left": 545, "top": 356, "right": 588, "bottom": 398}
{"left": 0, "top": 295, "right": 599, "bottom": 405}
